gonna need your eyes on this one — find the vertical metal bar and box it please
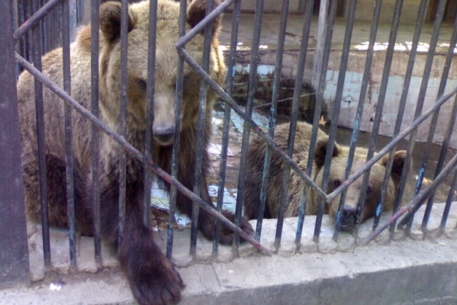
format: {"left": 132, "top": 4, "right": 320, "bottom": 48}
{"left": 32, "top": 0, "right": 51, "bottom": 269}
{"left": 190, "top": 0, "right": 215, "bottom": 257}
{"left": 372, "top": 0, "right": 428, "bottom": 230}
{"left": 258, "top": 0, "right": 289, "bottom": 242}
{"left": 91, "top": 0, "right": 102, "bottom": 268}
{"left": 0, "top": 0, "right": 30, "bottom": 287}
{"left": 69, "top": 0, "right": 77, "bottom": 42}
{"left": 144, "top": 0, "right": 158, "bottom": 228}
{"left": 62, "top": 0, "right": 77, "bottom": 270}
{"left": 167, "top": 0, "right": 187, "bottom": 259}
{"left": 440, "top": 168, "right": 457, "bottom": 231}
{"left": 353, "top": 0, "right": 404, "bottom": 236}
{"left": 235, "top": 0, "right": 265, "bottom": 253}
{"left": 340, "top": 0, "right": 382, "bottom": 227}
{"left": 275, "top": 0, "right": 316, "bottom": 248}
{"left": 312, "top": 0, "right": 338, "bottom": 242}
{"left": 329, "top": 0, "right": 357, "bottom": 240}
{"left": 213, "top": 0, "right": 241, "bottom": 254}
{"left": 295, "top": 0, "right": 318, "bottom": 244}
{"left": 395, "top": 0, "right": 447, "bottom": 232}
{"left": 311, "top": 0, "right": 330, "bottom": 90}
{"left": 419, "top": 11, "right": 457, "bottom": 230}
{"left": 118, "top": 0, "right": 129, "bottom": 250}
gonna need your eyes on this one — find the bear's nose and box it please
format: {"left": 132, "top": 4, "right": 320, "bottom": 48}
{"left": 153, "top": 126, "right": 175, "bottom": 146}
{"left": 340, "top": 207, "right": 357, "bottom": 231}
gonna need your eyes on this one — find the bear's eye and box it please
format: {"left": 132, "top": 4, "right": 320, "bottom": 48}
{"left": 366, "top": 185, "right": 373, "bottom": 194}
{"left": 137, "top": 79, "right": 147, "bottom": 91}
{"left": 333, "top": 179, "right": 342, "bottom": 188}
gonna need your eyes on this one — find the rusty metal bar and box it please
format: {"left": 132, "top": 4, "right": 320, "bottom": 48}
{"left": 324, "top": 0, "right": 357, "bottom": 240}
{"left": 258, "top": 0, "right": 290, "bottom": 242}
{"left": 143, "top": 0, "right": 158, "bottom": 229}
{"left": 90, "top": 0, "right": 102, "bottom": 268}
{"left": 312, "top": 0, "right": 338, "bottom": 243}
{"left": 353, "top": 0, "right": 404, "bottom": 236}
{"left": 117, "top": 0, "right": 129, "bottom": 252}
{"left": 62, "top": 0, "right": 77, "bottom": 270}
{"left": 295, "top": 0, "right": 318, "bottom": 244}
{"left": 212, "top": 0, "right": 242, "bottom": 254}
{"left": 31, "top": 0, "right": 51, "bottom": 269}
{"left": 167, "top": 0, "right": 186, "bottom": 259}
{"left": 190, "top": 0, "right": 215, "bottom": 256}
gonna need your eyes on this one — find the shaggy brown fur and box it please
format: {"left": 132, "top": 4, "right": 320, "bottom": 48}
{"left": 244, "top": 121, "right": 407, "bottom": 230}
{"left": 18, "top": 1, "right": 253, "bottom": 304}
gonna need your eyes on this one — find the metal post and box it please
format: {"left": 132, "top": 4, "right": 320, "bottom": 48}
{"left": 0, "top": 0, "right": 30, "bottom": 288}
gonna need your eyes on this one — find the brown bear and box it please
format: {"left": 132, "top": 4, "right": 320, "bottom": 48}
{"left": 243, "top": 121, "right": 407, "bottom": 231}
{"left": 17, "top": 1, "right": 253, "bottom": 305}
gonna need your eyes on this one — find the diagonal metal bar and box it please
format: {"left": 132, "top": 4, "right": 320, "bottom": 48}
{"left": 15, "top": 52, "right": 272, "bottom": 256}
{"left": 13, "top": 0, "right": 62, "bottom": 41}
{"left": 174, "top": 47, "right": 328, "bottom": 201}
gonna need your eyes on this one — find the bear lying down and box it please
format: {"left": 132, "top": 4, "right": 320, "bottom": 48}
{"left": 17, "top": 1, "right": 253, "bottom": 305}
{"left": 243, "top": 121, "right": 407, "bottom": 230}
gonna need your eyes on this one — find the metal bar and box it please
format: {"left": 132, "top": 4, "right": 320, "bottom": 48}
{"left": 62, "top": 0, "right": 77, "bottom": 270}
{"left": 190, "top": 0, "right": 215, "bottom": 257}
{"left": 0, "top": 0, "right": 30, "bottom": 287}
{"left": 353, "top": 0, "right": 404, "bottom": 236}
{"left": 213, "top": 0, "right": 242, "bottom": 255}
{"left": 258, "top": 0, "right": 289, "bottom": 242}
{"left": 13, "top": 0, "right": 61, "bottom": 41}
{"left": 372, "top": 0, "right": 428, "bottom": 230}
{"left": 32, "top": 0, "right": 51, "bottom": 269}
{"left": 312, "top": 0, "right": 338, "bottom": 243}
{"left": 16, "top": 51, "right": 272, "bottom": 256}
{"left": 440, "top": 169, "right": 457, "bottom": 231}
{"left": 90, "top": 0, "right": 102, "bottom": 268}
{"left": 324, "top": 0, "right": 357, "bottom": 241}
{"left": 234, "top": 0, "right": 265, "bottom": 253}
{"left": 420, "top": 10, "right": 457, "bottom": 231}
{"left": 167, "top": 0, "right": 187, "bottom": 259}
{"left": 144, "top": 0, "right": 158, "bottom": 229}
{"left": 295, "top": 0, "right": 317, "bottom": 245}
{"left": 337, "top": 0, "right": 381, "bottom": 218}
{"left": 117, "top": 0, "right": 129, "bottom": 252}
{"left": 395, "top": 0, "right": 447, "bottom": 233}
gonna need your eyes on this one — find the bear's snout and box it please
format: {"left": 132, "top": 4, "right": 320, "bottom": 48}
{"left": 153, "top": 125, "right": 175, "bottom": 146}
{"left": 340, "top": 206, "right": 357, "bottom": 231}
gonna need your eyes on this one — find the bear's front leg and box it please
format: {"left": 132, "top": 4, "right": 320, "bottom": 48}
{"left": 119, "top": 204, "right": 184, "bottom": 305}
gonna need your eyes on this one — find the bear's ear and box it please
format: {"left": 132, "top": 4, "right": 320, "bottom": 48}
{"left": 381, "top": 150, "right": 408, "bottom": 178}
{"left": 99, "top": 1, "right": 135, "bottom": 43}
{"left": 314, "top": 138, "right": 341, "bottom": 169}
{"left": 187, "top": 0, "right": 222, "bottom": 37}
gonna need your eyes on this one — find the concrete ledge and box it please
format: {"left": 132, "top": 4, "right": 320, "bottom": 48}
{"left": 3, "top": 204, "right": 457, "bottom": 305}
